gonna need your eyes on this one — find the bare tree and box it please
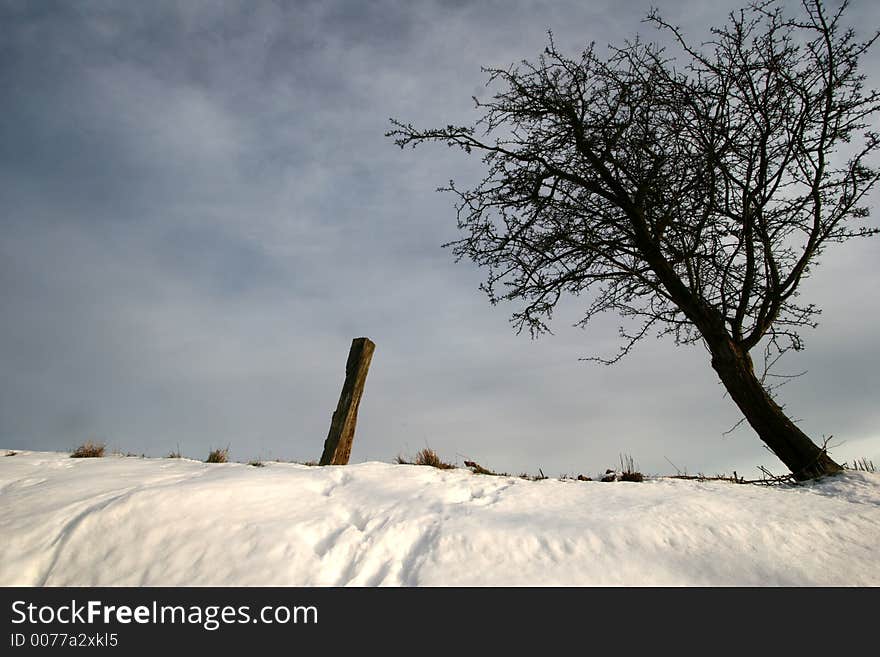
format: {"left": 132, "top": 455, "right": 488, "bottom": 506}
{"left": 388, "top": 0, "right": 879, "bottom": 480}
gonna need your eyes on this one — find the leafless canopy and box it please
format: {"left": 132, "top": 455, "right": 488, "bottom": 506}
{"left": 389, "top": 0, "right": 879, "bottom": 365}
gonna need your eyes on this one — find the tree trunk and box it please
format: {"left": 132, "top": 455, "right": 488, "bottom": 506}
{"left": 707, "top": 337, "right": 842, "bottom": 481}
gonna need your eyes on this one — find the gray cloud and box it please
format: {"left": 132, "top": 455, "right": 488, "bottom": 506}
{"left": 1, "top": 0, "right": 878, "bottom": 476}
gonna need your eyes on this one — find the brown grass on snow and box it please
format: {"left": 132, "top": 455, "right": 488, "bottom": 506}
{"left": 70, "top": 442, "right": 106, "bottom": 458}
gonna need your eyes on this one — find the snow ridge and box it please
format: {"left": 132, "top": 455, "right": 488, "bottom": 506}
{"left": 1, "top": 451, "right": 878, "bottom": 586}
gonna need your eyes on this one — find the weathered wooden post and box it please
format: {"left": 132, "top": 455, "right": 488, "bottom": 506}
{"left": 319, "top": 337, "right": 375, "bottom": 465}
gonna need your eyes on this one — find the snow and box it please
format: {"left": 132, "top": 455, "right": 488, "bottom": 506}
{"left": 1, "top": 450, "right": 878, "bottom": 586}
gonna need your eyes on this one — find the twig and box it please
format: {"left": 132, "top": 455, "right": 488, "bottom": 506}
{"left": 663, "top": 456, "right": 684, "bottom": 476}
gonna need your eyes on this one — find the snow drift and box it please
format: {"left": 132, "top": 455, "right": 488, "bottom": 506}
{"left": 1, "top": 450, "right": 878, "bottom": 586}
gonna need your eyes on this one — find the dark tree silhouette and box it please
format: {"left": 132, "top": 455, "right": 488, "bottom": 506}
{"left": 388, "top": 0, "right": 880, "bottom": 480}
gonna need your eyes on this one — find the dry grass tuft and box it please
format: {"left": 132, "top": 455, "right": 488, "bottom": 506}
{"left": 601, "top": 454, "right": 644, "bottom": 482}
{"left": 248, "top": 460, "right": 265, "bottom": 467}
{"left": 70, "top": 442, "right": 106, "bottom": 458}
{"left": 845, "top": 457, "right": 876, "bottom": 473}
{"left": 396, "top": 448, "right": 456, "bottom": 470}
{"left": 414, "top": 448, "right": 456, "bottom": 469}
{"left": 205, "top": 447, "right": 229, "bottom": 463}
{"left": 619, "top": 454, "right": 644, "bottom": 482}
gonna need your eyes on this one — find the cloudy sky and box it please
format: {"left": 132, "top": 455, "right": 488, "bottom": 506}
{"left": 2, "top": 0, "right": 878, "bottom": 477}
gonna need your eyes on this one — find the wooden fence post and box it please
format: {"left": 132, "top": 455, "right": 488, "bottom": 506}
{"left": 319, "top": 337, "right": 376, "bottom": 465}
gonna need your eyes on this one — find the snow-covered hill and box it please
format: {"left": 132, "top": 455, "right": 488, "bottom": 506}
{"left": 1, "top": 450, "right": 878, "bottom": 586}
